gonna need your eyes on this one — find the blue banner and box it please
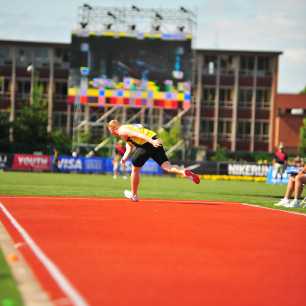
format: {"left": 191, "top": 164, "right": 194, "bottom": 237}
{"left": 56, "top": 156, "right": 163, "bottom": 175}
{"left": 266, "top": 166, "right": 300, "bottom": 184}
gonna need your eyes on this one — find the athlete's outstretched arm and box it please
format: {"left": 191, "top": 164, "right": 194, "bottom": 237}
{"left": 120, "top": 142, "right": 133, "bottom": 165}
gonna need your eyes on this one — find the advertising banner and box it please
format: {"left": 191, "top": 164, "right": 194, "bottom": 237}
{"left": 228, "top": 163, "right": 269, "bottom": 177}
{"left": 12, "top": 154, "right": 51, "bottom": 171}
{"left": 125, "top": 159, "right": 163, "bottom": 175}
{"left": 56, "top": 156, "right": 163, "bottom": 175}
{"left": 57, "top": 156, "right": 83, "bottom": 172}
{"left": 266, "top": 166, "right": 300, "bottom": 184}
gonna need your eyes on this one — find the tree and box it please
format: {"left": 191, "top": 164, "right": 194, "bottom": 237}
{"left": 50, "top": 129, "right": 72, "bottom": 155}
{"left": 299, "top": 85, "right": 306, "bottom": 94}
{"left": 299, "top": 118, "right": 306, "bottom": 155}
{"left": 13, "top": 83, "right": 49, "bottom": 153}
{"left": 210, "top": 146, "right": 229, "bottom": 162}
{"left": 158, "top": 119, "right": 182, "bottom": 149}
{"left": 0, "top": 111, "right": 10, "bottom": 151}
{"left": 158, "top": 120, "right": 183, "bottom": 160}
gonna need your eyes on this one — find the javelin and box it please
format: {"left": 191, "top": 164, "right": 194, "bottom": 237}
{"left": 86, "top": 138, "right": 111, "bottom": 157}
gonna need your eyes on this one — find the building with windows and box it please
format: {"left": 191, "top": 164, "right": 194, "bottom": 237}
{"left": 193, "top": 49, "right": 282, "bottom": 153}
{"left": 274, "top": 93, "right": 306, "bottom": 154}
{"left": 1, "top": 39, "right": 286, "bottom": 154}
{"left": 0, "top": 40, "right": 69, "bottom": 140}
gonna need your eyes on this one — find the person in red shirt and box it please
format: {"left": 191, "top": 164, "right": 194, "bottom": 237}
{"left": 113, "top": 140, "right": 127, "bottom": 179}
{"left": 273, "top": 143, "right": 288, "bottom": 180}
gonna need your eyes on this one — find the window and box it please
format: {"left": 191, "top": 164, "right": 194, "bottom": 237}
{"left": 0, "top": 77, "right": 10, "bottom": 94}
{"left": 240, "top": 56, "right": 255, "bottom": 76}
{"left": 218, "top": 119, "right": 232, "bottom": 140}
{"left": 54, "top": 48, "right": 70, "bottom": 69}
{"left": 219, "top": 88, "right": 233, "bottom": 107}
{"left": 33, "top": 48, "right": 49, "bottom": 68}
{"left": 203, "top": 55, "right": 217, "bottom": 75}
{"left": 256, "top": 88, "right": 271, "bottom": 109}
{"left": 203, "top": 87, "right": 215, "bottom": 107}
{"left": 220, "top": 55, "right": 234, "bottom": 75}
{"left": 257, "top": 56, "right": 272, "bottom": 76}
{"left": 16, "top": 48, "right": 32, "bottom": 67}
{"left": 237, "top": 120, "right": 251, "bottom": 140}
{"left": 201, "top": 120, "right": 214, "bottom": 134}
{"left": 55, "top": 81, "right": 68, "bottom": 98}
{"left": 238, "top": 88, "right": 253, "bottom": 108}
{"left": 16, "top": 80, "right": 31, "bottom": 97}
{"left": 0, "top": 47, "right": 10, "bottom": 66}
{"left": 255, "top": 121, "right": 269, "bottom": 142}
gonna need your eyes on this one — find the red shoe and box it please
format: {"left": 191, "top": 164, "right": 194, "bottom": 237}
{"left": 184, "top": 170, "right": 200, "bottom": 184}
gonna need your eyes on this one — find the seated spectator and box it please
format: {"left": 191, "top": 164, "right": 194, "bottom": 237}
{"left": 275, "top": 157, "right": 305, "bottom": 208}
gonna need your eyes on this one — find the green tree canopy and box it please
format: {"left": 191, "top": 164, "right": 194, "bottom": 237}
{"left": 299, "top": 118, "right": 306, "bottom": 156}
{"left": 299, "top": 85, "right": 306, "bottom": 94}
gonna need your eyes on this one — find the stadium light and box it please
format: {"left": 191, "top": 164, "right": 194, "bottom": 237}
{"left": 107, "top": 11, "right": 117, "bottom": 19}
{"left": 106, "top": 23, "right": 112, "bottom": 30}
{"left": 178, "top": 26, "right": 185, "bottom": 32}
{"left": 83, "top": 3, "right": 93, "bottom": 10}
{"left": 153, "top": 25, "right": 160, "bottom": 31}
{"left": 131, "top": 5, "right": 140, "bottom": 12}
{"left": 80, "top": 22, "right": 88, "bottom": 29}
{"left": 155, "top": 13, "right": 163, "bottom": 20}
{"left": 180, "top": 6, "right": 188, "bottom": 13}
{"left": 130, "top": 24, "right": 136, "bottom": 31}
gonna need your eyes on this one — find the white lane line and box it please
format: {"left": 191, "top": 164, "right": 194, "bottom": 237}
{"left": 0, "top": 202, "right": 88, "bottom": 306}
{"left": 239, "top": 202, "right": 306, "bottom": 217}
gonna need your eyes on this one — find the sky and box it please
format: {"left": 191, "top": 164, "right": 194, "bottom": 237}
{"left": 0, "top": 0, "right": 305, "bottom": 93}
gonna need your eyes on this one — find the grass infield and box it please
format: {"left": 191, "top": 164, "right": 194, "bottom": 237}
{"left": 0, "top": 249, "right": 23, "bottom": 306}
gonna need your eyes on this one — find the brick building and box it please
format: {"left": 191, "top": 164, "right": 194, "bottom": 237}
{"left": 274, "top": 93, "right": 306, "bottom": 154}
{"left": 0, "top": 40, "right": 70, "bottom": 140}
{"left": 1, "top": 39, "right": 288, "bottom": 154}
{"left": 193, "top": 49, "right": 282, "bottom": 153}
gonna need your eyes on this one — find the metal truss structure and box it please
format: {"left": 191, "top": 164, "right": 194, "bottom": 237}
{"left": 71, "top": 4, "right": 197, "bottom": 157}
{"left": 75, "top": 4, "right": 196, "bottom": 38}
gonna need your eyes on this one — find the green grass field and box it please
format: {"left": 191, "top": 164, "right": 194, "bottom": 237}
{"left": 0, "top": 171, "right": 305, "bottom": 306}
{"left": 0, "top": 171, "right": 305, "bottom": 211}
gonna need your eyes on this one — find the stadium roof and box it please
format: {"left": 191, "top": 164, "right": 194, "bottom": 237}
{"left": 195, "top": 48, "right": 283, "bottom": 56}
{"left": 0, "top": 39, "right": 69, "bottom": 48}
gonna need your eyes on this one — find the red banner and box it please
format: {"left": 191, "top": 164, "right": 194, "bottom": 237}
{"left": 12, "top": 154, "right": 51, "bottom": 171}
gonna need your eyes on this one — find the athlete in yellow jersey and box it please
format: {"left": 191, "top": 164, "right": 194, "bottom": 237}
{"left": 107, "top": 119, "right": 200, "bottom": 202}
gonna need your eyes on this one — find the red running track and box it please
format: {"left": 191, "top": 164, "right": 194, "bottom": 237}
{"left": 1, "top": 196, "right": 306, "bottom": 306}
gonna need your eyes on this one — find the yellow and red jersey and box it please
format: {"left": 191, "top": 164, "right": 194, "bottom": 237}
{"left": 122, "top": 124, "right": 156, "bottom": 146}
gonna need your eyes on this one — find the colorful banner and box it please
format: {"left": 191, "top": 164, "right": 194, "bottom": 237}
{"left": 12, "top": 154, "right": 51, "bottom": 171}
{"left": 67, "top": 87, "right": 191, "bottom": 110}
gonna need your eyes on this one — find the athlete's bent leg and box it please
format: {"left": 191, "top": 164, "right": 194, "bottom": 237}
{"left": 161, "top": 161, "right": 184, "bottom": 175}
{"left": 161, "top": 161, "right": 200, "bottom": 184}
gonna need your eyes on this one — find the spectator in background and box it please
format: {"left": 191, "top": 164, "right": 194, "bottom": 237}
{"left": 52, "top": 147, "right": 59, "bottom": 172}
{"left": 273, "top": 143, "right": 288, "bottom": 180}
{"left": 113, "top": 140, "right": 127, "bottom": 179}
{"left": 274, "top": 157, "right": 305, "bottom": 208}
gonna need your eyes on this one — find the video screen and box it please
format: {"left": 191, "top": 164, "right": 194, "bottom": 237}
{"left": 69, "top": 35, "right": 192, "bottom": 92}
